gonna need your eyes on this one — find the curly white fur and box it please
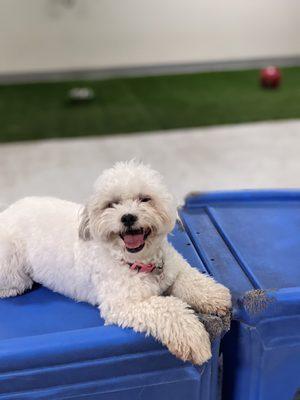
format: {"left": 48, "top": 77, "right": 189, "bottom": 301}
{"left": 0, "top": 160, "right": 231, "bottom": 365}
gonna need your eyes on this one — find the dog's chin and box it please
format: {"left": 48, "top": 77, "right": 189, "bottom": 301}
{"left": 125, "top": 243, "right": 145, "bottom": 253}
{"left": 119, "top": 227, "right": 151, "bottom": 254}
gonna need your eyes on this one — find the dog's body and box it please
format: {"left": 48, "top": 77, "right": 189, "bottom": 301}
{"left": 0, "top": 161, "right": 231, "bottom": 365}
{"left": 0, "top": 196, "right": 181, "bottom": 306}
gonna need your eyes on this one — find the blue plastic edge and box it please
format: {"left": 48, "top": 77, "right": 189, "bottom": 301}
{"left": 185, "top": 189, "right": 300, "bottom": 207}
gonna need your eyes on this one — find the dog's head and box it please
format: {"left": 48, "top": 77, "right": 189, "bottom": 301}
{"left": 79, "top": 161, "right": 177, "bottom": 257}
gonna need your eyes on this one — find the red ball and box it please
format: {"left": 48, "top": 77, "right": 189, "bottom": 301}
{"left": 260, "top": 66, "right": 281, "bottom": 88}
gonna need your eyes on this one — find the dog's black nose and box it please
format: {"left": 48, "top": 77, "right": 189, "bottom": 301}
{"left": 121, "top": 213, "right": 137, "bottom": 227}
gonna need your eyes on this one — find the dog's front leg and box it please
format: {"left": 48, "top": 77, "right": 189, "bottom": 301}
{"left": 169, "top": 248, "right": 231, "bottom": 316}
{"left": 100, "top": 295, "right": 211, "bottom": 365}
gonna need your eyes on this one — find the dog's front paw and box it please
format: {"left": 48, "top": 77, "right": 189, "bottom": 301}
{"left": 201, "top": 283, "right": 232, "bottom": 317}
{"left": 211, "top": 284, "right": 232, "bottom": 316}
{"left": 165, "top": 311, "right": 212, "bottom": 365}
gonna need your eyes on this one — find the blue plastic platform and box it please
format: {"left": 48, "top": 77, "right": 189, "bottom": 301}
{"left": 0, "top": 224, "right": 220, "bottom": 400}
{"left": 180, "top": 190, "right": 300, "bottom": 400}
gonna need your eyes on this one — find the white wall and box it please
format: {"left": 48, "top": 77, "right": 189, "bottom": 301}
{"left": 1, "top": 0, "right": 299, "bottom": 75}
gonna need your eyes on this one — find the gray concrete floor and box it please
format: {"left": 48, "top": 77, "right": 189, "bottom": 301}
{"left": 1, "top": 120, "right": 300, "bottom": 207}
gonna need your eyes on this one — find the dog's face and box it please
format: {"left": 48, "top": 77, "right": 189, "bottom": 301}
{"left": 79, "top": 161, "right": 177, "bottom": 257}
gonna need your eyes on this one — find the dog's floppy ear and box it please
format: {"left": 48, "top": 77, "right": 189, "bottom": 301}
{"left": 79, "top": 206, "right": 92, "bottom": 241}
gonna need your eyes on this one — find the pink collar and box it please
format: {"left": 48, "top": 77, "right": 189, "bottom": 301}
{"left": 128, "top": 261, "right": 156, "bottom": 273}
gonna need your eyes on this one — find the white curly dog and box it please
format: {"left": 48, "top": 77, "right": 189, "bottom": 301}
{"left": 0, "top": 161, "right": 231, "bottom": 365}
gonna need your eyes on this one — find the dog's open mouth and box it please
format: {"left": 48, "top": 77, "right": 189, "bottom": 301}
{"left": 120, "top": 228, "right": 151, "bottom": 253}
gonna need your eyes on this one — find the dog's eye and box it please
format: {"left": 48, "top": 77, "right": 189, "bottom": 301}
{"left": 105, "top": 200, "right": 119, "bottom": 209}
{"left": 139, "top": 196, "right": 151, "bottom": 203}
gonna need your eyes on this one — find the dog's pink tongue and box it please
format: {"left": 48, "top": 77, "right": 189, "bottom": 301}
{"left": 123, "top": 234, "right": 144, "bottom": 249}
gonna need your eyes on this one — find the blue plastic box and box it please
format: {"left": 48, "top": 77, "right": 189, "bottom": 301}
{"left": 0, "top": 224, "right": 220, "bottom": 400}
{"left": 180, "top": 190, "right": 300, "bottom": 400}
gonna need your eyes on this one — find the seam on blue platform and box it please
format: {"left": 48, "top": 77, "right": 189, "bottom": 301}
{"left": 205, "top": 207, "right": 261, "bottom": 290}
{"left": 0, "top": 365, "right": 198, "bottom": 399}
{"left": 176, "top": 218, "right": 210, "bottom": 276}
{"left": 58, "top": 368, "right": 200, "bottom": 400}
{"left": 0, "top": 348, "right": 175, "bottom": 377}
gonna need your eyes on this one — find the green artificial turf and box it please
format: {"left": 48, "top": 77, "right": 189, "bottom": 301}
{"left": 0, "top": 67, "right": 300, "bottom": 142}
